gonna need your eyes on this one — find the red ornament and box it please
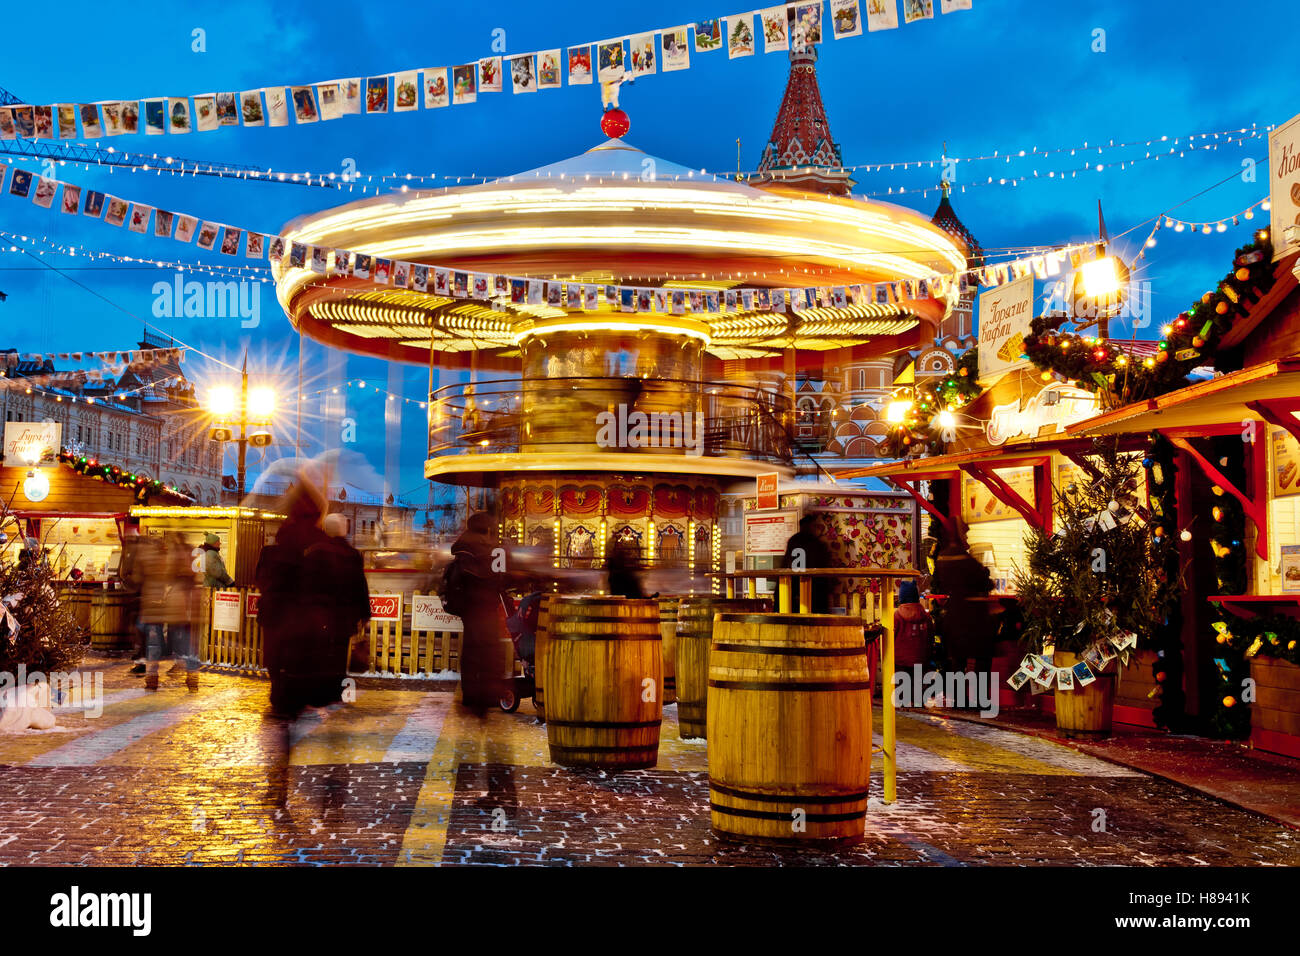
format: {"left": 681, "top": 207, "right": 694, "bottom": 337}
{"left": 601, "top": 108, "right": 630, "bottom": 139}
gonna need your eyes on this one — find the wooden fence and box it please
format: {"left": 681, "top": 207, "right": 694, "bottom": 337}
{"left": 194, "top": 588, "right": 463, "bottom": 677}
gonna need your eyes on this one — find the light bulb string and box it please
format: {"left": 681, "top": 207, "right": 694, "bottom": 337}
{"left": 2, "top": 120, "right": 1268, "bottom": 190}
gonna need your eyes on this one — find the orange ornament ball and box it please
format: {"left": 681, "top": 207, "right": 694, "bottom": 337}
{"left": 1222, "top": 696, "right": 1236, "bottom": 708}
{"left": 1155, "top": 350, "right": 1168, "bottom": 363}
{"left": 1216, "top": 633, "right": 1228, "bottom": 644}
{"left": 1202, "top": 292, "right": 1213, "bottom": 304}
{"left": 1192, "top": 336, "right": 1204, "bottom": 347}
{"left": 1236, "top": 267, "right": 1250, "bottom": 282}
{"left": 1215, "top": 301, "right": 1229, "bottom": 314}
{"left": 1155, "top": 671, "right": 1166, "bottom": 682}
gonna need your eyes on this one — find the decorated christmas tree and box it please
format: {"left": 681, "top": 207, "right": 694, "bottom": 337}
{"left": 1014, "top": 438, "right": 1161, "bottom": 655}
{"left": 0, "top": 502, "right": 86, "bottom": 677}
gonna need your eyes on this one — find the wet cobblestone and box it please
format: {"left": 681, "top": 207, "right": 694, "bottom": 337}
{"left": 0, "top": 660, "right": 1296, "bottom": 866}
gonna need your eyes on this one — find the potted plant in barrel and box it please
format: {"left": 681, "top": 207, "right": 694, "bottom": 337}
{"left": 1012, "top": 439, "right": 1160, "bottom": 736}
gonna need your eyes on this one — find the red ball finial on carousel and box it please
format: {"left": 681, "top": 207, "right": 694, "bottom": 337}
{"left": 601, "top": 108, "right": 630, "bottom": 139}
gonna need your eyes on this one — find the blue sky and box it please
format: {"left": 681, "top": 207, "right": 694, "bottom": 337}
{"left": 1, "top": 0, "right": 1296, "bottom": 504}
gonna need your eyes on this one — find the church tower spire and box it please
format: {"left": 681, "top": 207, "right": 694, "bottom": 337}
{"left": 749, "top": 44, "right": 853, "bottom": 196}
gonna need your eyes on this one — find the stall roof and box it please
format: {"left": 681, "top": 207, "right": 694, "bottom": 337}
{"left": 834, "top": 432, "right": 1145, "bottom": 481}
{"left": 1065, "top": 357, "right": 1300, "bottom": 438}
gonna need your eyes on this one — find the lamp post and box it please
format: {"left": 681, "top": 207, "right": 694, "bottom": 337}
{"left": 207, "top": 357, "right": 274, "bottom": 499}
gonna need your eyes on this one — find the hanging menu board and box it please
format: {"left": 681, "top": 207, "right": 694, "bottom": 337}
{"left": 963, "top": 467, "right": 1035, "bottom": 524}
{"left": 1272, "top": 428, "right": 1300, "bottom": 497}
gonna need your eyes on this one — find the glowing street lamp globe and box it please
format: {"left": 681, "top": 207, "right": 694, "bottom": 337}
{"left": 208, "top": 385, "right": 236, "bottom": 418}
{"left": 248, "top": 386, "right": 276, "bottom": 420}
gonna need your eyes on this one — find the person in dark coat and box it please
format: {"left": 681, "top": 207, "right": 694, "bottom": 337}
{"left": 296, "top": 513, "right": 371, "bottom": 707}
{"left": 930, "top": 521, "right": 995, "bottom": 674}
{"left": 446, "top": 512, "right": 508, "bottom": 710}
{"left": 606, "top": 539, "right": 647, "bottom": 599}
{"left": 256, "top": 477, "right": 333, "bottom": 716}
{"left": 781, "top": 514, "right": 833, "bottom": 613}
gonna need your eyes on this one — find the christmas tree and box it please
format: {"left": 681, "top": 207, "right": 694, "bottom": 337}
{"left": 0, "top": 501, "right": 87, "bottom": 677}
{"left": 1014, "top": 438, "right": 1162, "bottom": 654}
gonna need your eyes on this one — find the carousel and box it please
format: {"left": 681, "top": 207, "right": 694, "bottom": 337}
{"left": 272, "top": 46, "right": 968, "bottom": 583}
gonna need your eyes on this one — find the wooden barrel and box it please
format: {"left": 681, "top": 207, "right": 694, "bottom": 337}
{"left": 676, "top": 596, "right": 771, "bottom": 739}
{"left": 60, "top": 586, "right": 93, "bottom": 635}
{"left": 1053, "top": 650, "right": 1115, "bottom": 737}
{"left": 658, "top": 598, "right": 679, "bottom": 705}
{"left": 545, "top": 597, "right": 662, "bottom": 769}
{"left": 708, "top": 613, "right": 871, "bottom": 845}
{"left": 89, "top": 589, "right": 135, "bottom": 652}
{"left": 534, "top": 594, "right": 560, "bottom": 721}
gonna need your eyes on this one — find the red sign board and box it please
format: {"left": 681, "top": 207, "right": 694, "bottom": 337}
{"left": 756, "top": 473, "right": 780, "bottom": 510}
{"left": 245, "top": 592, "right": 260, "bottom": 618}
{"left": 369, "top": 594, "right": 402, "bottom": 622}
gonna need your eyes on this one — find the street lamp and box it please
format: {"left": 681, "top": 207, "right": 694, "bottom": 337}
{"left": 207, "top": 357, "right": 275, "bottom": 497}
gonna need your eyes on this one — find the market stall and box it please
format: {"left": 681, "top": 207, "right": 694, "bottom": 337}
{"left": 839, "top": 366, "right": 1155, "bottom": 722}
{"left": 130, "top": 504, "right": 281, "bottom": 588}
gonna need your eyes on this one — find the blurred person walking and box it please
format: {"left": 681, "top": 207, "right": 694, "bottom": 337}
{"left": 138, "top": 532, "right": 198, "bottom": 691}
{"left": 441, "top": 512, "right": 508, "bottom": 711}
{"left": 256, "top": 476, "right": 331, "bottom": 717}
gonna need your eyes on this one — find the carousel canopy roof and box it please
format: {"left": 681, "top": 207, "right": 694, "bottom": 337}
{"left": 274, "top": 139, "right": 966, "bottom": 368}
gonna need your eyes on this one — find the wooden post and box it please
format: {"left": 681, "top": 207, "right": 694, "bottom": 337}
{"left": 798, "top": 577, "right": 812, "bottom": 614}
{"left": 778, "top": 575, "right": 792, "bottom": 613}
{"left": 746, "top": 578, "right": 757, "bottom": 599}
{"left": 881, "top": 580, "right": 897, "bottom": 804}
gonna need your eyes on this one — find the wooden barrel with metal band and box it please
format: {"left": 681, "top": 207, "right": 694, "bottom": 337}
{"left": 534, "top": 595, "right": 553, "bottom": 721}
{"left": 544, "top": 597, "right": 663, "bottom": 769}
{"left": 658, "top": 597, "right": 679, "bottom": 705}
{"left": 676, "top": 596, "right": 772, "bottom": 739}
{"left": 707, "top": 613, "right": 871, "bottom": 845}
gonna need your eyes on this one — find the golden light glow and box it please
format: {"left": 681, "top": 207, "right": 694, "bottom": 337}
{"left": 513, "top": 317, "right": 712, "bottom": 346}
{"left": 247, "top": 386, "right": 276, "bottom": 420}
{"left": 208, "top": 386, "right": 236, "bottom": 418}
{"left": 936, "top": 409, "right": 956, "bottom": 430}
{"left": 1078, "top": 256, "right": 1122, "bottom": 298}
{"left": 886, "top": 400, "right": 913, "bottom": 423}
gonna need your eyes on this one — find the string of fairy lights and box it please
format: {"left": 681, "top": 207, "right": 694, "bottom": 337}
{"left": 0, "top": 230, "right": 274, "bottom": 280}
{"left": 1, "top": 121, "right": 1270, "bottom": 197}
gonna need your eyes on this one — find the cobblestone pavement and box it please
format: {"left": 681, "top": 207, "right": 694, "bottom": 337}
{"left": 0, "top": 660, "right": 1296, "bottom": 866}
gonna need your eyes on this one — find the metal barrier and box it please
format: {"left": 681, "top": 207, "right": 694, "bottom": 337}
{"left": 194, "top": 588, "right": 462, "bottom": 678}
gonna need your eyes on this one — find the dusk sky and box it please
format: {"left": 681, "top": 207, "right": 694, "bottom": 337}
{"left": 1, "top": 0, "right": 1296, "bottom": 507}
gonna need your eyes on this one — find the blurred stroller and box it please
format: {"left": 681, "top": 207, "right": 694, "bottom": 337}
{"left": 498, "top": 591, "right": 541, "bottom": 713}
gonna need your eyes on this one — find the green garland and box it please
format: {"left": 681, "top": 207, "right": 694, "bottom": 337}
{"left": 57, "top": 450, "right": 192, "bottom": 505}
{"left": 1205, "top": 441, "right": 1250, "bottom": 738}
{"left": 879, "top": 348, "right": 980, "bottom": 458}
{"left": 1021, "top": 235, "right": 1276, "bottom": 408}
{"left": 1142, "top": 432, "right": 1187, "bottom": 730}
{"left": 1221, "top": 614, "right": 1300, "bottom": 667}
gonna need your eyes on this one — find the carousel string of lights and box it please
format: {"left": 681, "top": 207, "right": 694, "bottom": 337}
{"left": 2, "top": 121, "right": 1267, "bottom": 193}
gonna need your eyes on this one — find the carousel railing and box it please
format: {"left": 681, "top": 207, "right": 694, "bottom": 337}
{"left": 427, "top": 376, "right": 794, "bottom": 466}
